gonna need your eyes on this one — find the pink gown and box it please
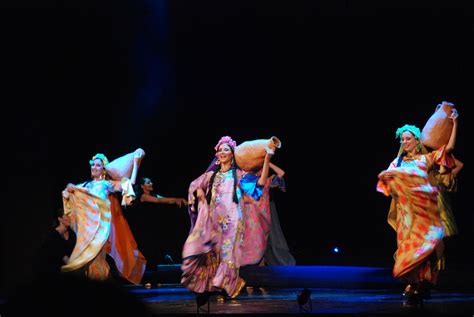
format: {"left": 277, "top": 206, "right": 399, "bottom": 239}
{"left": 181, "top": 169, "right": 270, "bottom": 298}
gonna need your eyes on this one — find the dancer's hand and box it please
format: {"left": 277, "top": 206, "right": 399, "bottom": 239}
{"left": 188, "top": 196, "right": 195, "bottom": 206}
{"left": 450, "top": 108, "right": 459, "bottom": 122}
{"left": 66, "top": 184, "right": 76, "bottom": 193}
{"left": 378, "top": 170, "right": 395, "bottom": 183}
{"left": 175, "top": 198, "right": 188, "bottom": 207}
{"left": 265, "top": 146, "right": 275, "bottom": 156}
{"left": 134, "top": 148, "right": 145, "bottom": 164}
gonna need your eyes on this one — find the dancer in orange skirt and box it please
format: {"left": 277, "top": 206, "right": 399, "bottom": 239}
{"left": 377, "top": 108, "right": 459, "bottom": 306}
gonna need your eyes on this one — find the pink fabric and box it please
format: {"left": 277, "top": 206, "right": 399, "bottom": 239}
{"left": 214, "top": 136, "right": 237, "bottom": 151}
{"left": 182, "top": 169, "right": 270, "bottom": 296}
{"left": 240, "top": 177, "right": 272, "bottom": 266}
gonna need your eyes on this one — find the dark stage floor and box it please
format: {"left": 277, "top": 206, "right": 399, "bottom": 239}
{"left": 129, "top": 284, "right": 474, "bottom": 315}
{"left": 2, "top": 265, "right": 474, "bottom": 316}
{"left": 129, "top": 265, "right": 474, "bottom": 315}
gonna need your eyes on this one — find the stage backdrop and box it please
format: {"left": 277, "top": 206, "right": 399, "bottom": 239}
{"left": 3, "top": 0, "right": 474, "bottom": 297}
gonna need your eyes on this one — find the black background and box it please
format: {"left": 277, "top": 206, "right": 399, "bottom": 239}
{"left": 2, "top": 0, "right": 474, "bottom": 295}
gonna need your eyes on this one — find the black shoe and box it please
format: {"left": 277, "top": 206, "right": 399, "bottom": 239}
{"left": 404, "top": 291, "right": 424, "bottom": 308}
{"left": 419, "top": 288, "right": 431, "bottom": 300}
{"left": 195, "top": 292, "right": 211, "bottom": 307}
{"left": 402, "top": 284, "right": 416, "bottom": 297}
{"left": 418, "top": 282, "right": 432, "bottom": 300}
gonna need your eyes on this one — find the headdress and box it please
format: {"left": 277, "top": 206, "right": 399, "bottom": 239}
{"left": 89, "top": 153, "right": 109, "bottom": 167}
{"left": 395, "top": 124, "right": 421, "bottom": 140}
{"left": 204, "top": 136, "right": 238, "bottom": 173}
{"left": 214, "top": 136, "right": 237, "bottom": 152}
{"left": 395, "top": 124, "right": 426, "bottom": 157}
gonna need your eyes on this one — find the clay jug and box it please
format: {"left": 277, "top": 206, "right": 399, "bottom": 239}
{"left": 106, "top": 148, "right": 145, "bottom": 180}
{"left": 235, "top": 136, "right": 281, "bottom": 172}
{"left": 421, "top": 101, "right": 456, "bottom": 150}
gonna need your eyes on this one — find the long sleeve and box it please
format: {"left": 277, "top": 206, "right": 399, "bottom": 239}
{"left": 188, "top": 172, "right": 212, "bottom": 204}
{"left": 425, "top": 144, "right": 455, "bottom": 170}
{"left": 187, "top": 172, "right": 213, "bottom": 228}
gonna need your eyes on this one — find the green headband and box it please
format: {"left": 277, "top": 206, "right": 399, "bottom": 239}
{"left": 395, "top": 124, "right": 421, "bottom": 140}
{"left": 89, "top": 153, "right": 109, "bottom": 167}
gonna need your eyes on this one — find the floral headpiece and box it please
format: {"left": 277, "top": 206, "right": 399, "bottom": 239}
{"left": 89, "top": 153, "right": 109, "bottom": 167}
{"left": 395, "top": 124, "right": 421, "bottom": 140}
{"left": 214, "top": 136, "right": 237, "bottom": 152}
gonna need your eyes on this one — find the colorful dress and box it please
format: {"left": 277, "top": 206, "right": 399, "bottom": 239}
{"left": 377, "top": 145, "right": 454, "bottom": 284}
{"left": 61, "top": 178, "right": 146, "bottom": 284}
{"left": 181, "top": 169, "right": 270, "bottom": 297}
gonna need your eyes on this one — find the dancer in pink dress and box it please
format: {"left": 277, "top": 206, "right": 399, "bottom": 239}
{"left": 181, "top": 136, "right": 274, "bottom": 299}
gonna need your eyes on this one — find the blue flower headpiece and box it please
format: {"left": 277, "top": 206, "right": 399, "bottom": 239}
{"left": 395, "top": 124, "right": 421, "bottom": 140}
{"left": 89, "top": 153, "right": 109, "bottom": 167}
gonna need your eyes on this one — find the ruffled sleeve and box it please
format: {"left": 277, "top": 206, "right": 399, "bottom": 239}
{"left": 188, "top": 172, "right": 212, "bottom": 210}
{"left": 109, "top": 178, "right": 136, "bottom": 206}
{"left": 269, "top": 175, "right": 286, "bottom": 192}
{"left": 426, "top": 144, "right": 455, "bottom": 169}
{"left": 239, "top": 172, "right": 264, "bottom": 200}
